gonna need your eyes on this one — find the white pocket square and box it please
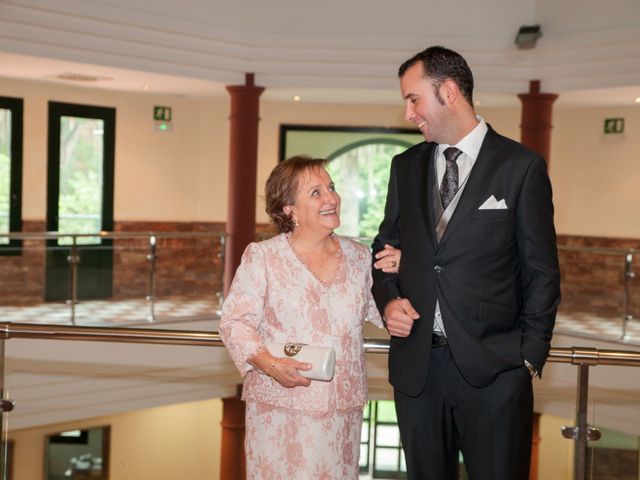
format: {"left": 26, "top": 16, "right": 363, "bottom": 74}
{"left": 478, "top": 195, "right": 508, "bottom": 210}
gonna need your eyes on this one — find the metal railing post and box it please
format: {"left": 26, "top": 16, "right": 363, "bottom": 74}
{"left": 146, "top": 235, "right": 158, "bottom": 322}
{"left": 66, "top": 235, "right": 80, "bottom": 325}
{"left": 0, "top": 338, "right": 5, "bottom": 480}
{"left": 559, "top": 348, "right": 606, "bottom": 480}
{"left": 217, "top": 234, "right": 226, "bottom": 313}
{"left": 573, "top": 363, "right": 590, "bottom": 480}
{"left": 621, "top": 251, "right": 635, "bottom": 340}
{"left": 0, "top": 339, "right": 14, "bottom": 480}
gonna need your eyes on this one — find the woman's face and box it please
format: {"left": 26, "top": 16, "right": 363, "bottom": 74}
{"left": 286, "top": 167, "right": 341, "bottom": 235}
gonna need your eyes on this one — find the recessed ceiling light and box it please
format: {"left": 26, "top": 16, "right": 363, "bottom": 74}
{"left": 143, "top": 85, "right": 150, "bottom": 91}
{"left": 635, "top": 97, "right": 640, "bottom": 103}
{"left": 293, "top": 95, "right": 301, "bottom": 102}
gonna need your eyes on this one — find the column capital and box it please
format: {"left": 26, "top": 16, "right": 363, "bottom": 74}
{"left": 518, "top": 80, "right": 558, "bottom": 105}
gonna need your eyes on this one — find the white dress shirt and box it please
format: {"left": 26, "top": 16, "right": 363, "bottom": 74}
{"left": 433, "top": 117, "right": 488, "bottom": 335}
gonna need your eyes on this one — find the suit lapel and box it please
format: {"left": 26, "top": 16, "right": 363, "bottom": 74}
{"left": 438, "top": 128, "right": 505, "bottom": 245}
{"left": 419, "top": 144, "right": 438, "bottom": 246}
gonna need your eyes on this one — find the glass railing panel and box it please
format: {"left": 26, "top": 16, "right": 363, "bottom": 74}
{"left": 535, "top": 349, "right": 640, "bottom": 480}
{"left": 0, "top": 237, "right": 48, "bottom": 310}
{"left": 0, "top": 325, "right": 639, "bottom": 479}
{"left": 0, "top": 233, "right": 224, "bottom": 327}
{"left": 586, "top": 425, "right": 639, "bottom": 480}
{"left": 1, "top": 334, "right": 237, "bottom": 480}
{"left": 150, "top": 234, "right": 223, "bottom": 320}
{"left": 72, "top": 240, "right": 150, "bottom": 325}
{"left": 584, "top": 365, "right": 640, "bottom": 480}
{"left": 557, "top": 246, "right": 637, "bottom": 342}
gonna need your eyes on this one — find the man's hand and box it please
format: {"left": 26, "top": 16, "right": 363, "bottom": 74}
{"left": 384, "top": 298, "right": 420, "bottom": 337}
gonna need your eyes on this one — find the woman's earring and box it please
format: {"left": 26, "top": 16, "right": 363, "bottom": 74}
{"left": 293, "top": 216, "right": 299, "bottom": 228}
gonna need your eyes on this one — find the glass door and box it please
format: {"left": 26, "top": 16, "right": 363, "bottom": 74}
{"left": 45, "top": 102, "right": 115, "bottom": 301}
{"left": 0, "top": 96, "right": 23, "bottom": 252}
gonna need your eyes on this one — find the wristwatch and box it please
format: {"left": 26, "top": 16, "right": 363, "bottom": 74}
{"left": 524, "top": 359, "right": 538, "bottom": 377}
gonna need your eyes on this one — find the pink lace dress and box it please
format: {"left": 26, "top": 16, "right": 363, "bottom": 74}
{"left": 220, "top": 233, "right": 383, "bottom": 479}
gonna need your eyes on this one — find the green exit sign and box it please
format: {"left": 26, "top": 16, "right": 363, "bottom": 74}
{"left": 604, "top": 117, "right": 624, "bottom": 134}
{"left": 154, "top": 106, "right": 172, "bottom": 122}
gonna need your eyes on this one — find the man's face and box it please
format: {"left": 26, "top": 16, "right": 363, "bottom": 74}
{"left": 399, "top": 62, "right": 449, "bottom": 144}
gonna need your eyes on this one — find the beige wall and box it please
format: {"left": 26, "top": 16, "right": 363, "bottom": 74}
{"left": 551, "top": 106, "right": 640, "bottom": 238}
{"left": 10, "top": 398, "right": 223, "bottom": 480}
{"left": 2, "top": 77, "right": 639, "bottom": 237}
{"left": 1, "top": 77, "right": 230, "bottom": 222}
{"left": 539, "top": 413, "right": 574, "bottom": 480}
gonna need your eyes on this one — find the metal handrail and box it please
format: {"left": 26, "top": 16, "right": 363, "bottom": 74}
{"left": 0, "top": 322, "right": 222, "bottom": 346}
{"left": 557, "top": 244, "right": 637, "bottom": 256}
{"left": 2, "top": 322, "right": 639, "bottom": 366}
{"left": 368, "top": 340, "right": 640, "bottom": 366}
{"left": 0, "top": 231, "right": 225, "bottom": 240}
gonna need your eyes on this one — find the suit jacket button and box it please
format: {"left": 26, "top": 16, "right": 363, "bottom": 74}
{"left": 434, "top": 265, "right": 443, "bottom": 273}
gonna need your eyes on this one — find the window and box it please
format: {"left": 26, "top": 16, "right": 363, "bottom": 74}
{"left": 46, "top": 101, "right": 116, "bottom": 300}
{"left": 0, "top": 96, "right": 23, "bottom": 253}
{"left": 361, "top": 400, "right": 469, "bottom": 479}
{"left": 55, "top": 114, "right": 109, "bottom": 245}
{"left": 360, "top": 400, "right": 407, "bottom": 478}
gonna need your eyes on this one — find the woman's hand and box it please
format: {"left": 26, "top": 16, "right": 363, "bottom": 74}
{"left": 374, "top": 244, "right": 401, "bottom": 273}
{"left": 250, "top": 351, "right": 312, "bottom": 388}
{"left": 269, "top": 357, "right": 313, "bottom": 388}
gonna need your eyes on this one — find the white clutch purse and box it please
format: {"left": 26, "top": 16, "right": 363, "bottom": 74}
{"left": 266, "top": 342, "right": 336, "bottom": 381}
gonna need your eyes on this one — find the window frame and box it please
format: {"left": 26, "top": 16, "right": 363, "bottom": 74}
{"left": 0, "top": 96, "right": 24, "bottom": 255}
{"left": 278, "top": 124, "right": 422, "bottom": 239}
{"left": 360, "top": 401, "right": 372, "bottom": 474}
{"left": 371, "top": 400, "right": 406, "bottom": 479}
{"left": 47, "top": 101, "right": 116, "bottom": 236}
{"left": 278, "top": 124, "right": 419, "bottom": 162}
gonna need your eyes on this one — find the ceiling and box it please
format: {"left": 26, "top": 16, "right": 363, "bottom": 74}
{"left": 1, "top": 0, "right": 640, "bottom": 107}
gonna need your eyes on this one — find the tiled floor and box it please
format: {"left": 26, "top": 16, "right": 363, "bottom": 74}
{"left": 1, "top": 296, "right": 638, "bottom": 348}
{"left": 554, "top": 310, "right": 640, "bottom": 347}
{"left": 0, "top": 296, "right": 222, "bottom": 327}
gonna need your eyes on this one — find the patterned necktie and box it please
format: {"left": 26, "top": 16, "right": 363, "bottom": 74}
{"left": 440, "top": 147, "right": 463, "bottom": 209}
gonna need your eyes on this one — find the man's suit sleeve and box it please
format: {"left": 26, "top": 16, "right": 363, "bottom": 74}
{"left": 516, "top": 155, "right": 561, "bottom": 374}
{"left": 371, "top": 155, "right": 402, "bottom": 316}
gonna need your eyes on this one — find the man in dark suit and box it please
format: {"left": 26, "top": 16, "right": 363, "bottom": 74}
{"left": 372, "top": 46, "right": 561, "bottom": 480}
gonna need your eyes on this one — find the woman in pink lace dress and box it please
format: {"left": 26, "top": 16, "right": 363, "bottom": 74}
{"left": 220, "top": 156, "right": 391, "bottom": 479}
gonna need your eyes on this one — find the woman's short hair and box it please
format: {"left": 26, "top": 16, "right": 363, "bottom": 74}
{"left": 265, "top": 155, "right": 328, "bottom": 233}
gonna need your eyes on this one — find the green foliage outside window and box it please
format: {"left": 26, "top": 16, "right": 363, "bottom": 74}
{"left": 0, "top": 109, "right": 11, "bottom": 243}
{"left": 57, "top": 117, "right": 104, "bottom": 245}
{"left": 328, "top": 142, "right": 407, "bottom": 239}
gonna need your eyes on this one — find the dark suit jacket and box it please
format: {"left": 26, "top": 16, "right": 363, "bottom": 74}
{"left": 372, "top": 127, "right": 561, "bottom": 395}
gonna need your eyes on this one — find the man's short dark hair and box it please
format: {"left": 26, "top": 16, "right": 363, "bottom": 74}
{"left": 398, "top": 46, "right": 474, "bottom": 106}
